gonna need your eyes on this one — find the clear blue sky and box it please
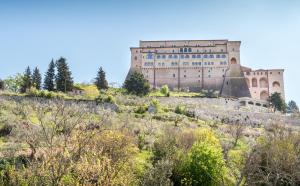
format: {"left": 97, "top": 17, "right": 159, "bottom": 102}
{"left": 0, "top": 0, "right": 299, "bottom": 103}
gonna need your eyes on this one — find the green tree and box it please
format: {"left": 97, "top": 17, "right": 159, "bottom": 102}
{"left": 287, "top": 100, "right": 299, "bottom": 113}
{"left": 55, "top": 57, "right": 73, "bottom": 92}
{"left": 270, "top": 92, "right": 285, "bottom": 112}
{"left": 180, "top": 129, "right": 226, "bottom": 186}
{"left": 3, "top": 74, "right": 24, "bottom": 92}
{"left": 0, "top": 79, "right": 4, "bottom": 90}
{"left": 43, "top": 60, "right": 56, "bottom": 91}
{"left": 32, "top": 67, "right": 42, "bottom": 90}
{"left": 124, "top": 71, "right": 150, "bottom": 96}
{"left": 95, "top": 67, "right": 108, "bottom": 90}
{"left": 20, "top": 66, "right": 32, "bottom": 93}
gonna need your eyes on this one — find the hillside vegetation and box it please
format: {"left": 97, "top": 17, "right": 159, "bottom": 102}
{"left": 0, "top": 88, "right": 299, "bottom": 186}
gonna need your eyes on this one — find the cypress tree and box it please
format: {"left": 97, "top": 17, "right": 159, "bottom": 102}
{"left": 32, "top": 67, "right": 42, "bottom": 90}
{"left": 43, "top": 60, "right": 56, "bottom": 91}
{"left": 95, "top": 67, "right": 108, "bottom": 90}
{"left": 55, "top": 57, "right": 73, "bottom": 92}
{"left": 20, "top": 66, "right": 32, "bottom": 93}
{"left": 0, "top": 79, "right": 4, "bottom": 90}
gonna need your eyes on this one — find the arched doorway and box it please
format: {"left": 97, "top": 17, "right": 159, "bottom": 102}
{"left": 259, "top": 77, "right": 268, "bottom": 88}
{"left": 230, "top": 57, "right": 237, "bottom": 65}
{"left": 260, "top": 91, "right": 269, "bottom": 100}
{"left": 252, "top": 78, "right": 258, "bottom": 87}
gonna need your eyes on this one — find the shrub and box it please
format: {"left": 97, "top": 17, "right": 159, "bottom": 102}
{"left": 95, "top": 94, "right": 116, "bottom": 104}
{"left": 179, "top": 129, "right": 226, "bottom": 186}
{"left": 149, "top": 99, "right": 161, "bottom": 113}
{"left": 160, "top": 85, "right": 170, "bottom": 97}
{"left": 175, "top": 105, "right": 186, "bottom": 115}
{"left": 0, "top": 124, "right": 12, "bottom": 137}
{"left": 124, "top": 72, "right": 150, "bottom": 96}
{"left": 135, "top": 105, "right": 148, "bottom": 114}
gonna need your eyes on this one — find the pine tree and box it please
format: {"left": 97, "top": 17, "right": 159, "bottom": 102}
{"left": 124, "top": 72, "right": 150, "bottom": 96}
{"left": 44, "top": 60, "right": 56, "bottom": 91}
{"left": 270, "top": 92, "right": 285, "bottom": 112}
{"left": 20, "top": 66, "right": 32, "bottom": 93}
{"left": 95, "top": 67, "right": 108, "bottom": 90}
{"left": 32, "top": 67, "right": 42, "bottom": 90}
{"left": 55, "top": 57, "right": 73, "bottom": 92}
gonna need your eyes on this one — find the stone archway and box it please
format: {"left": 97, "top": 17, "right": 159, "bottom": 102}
{"left": 260, "top": 91, "right": 269, "bottom": 100}
{"left": 230, "top": 57, "right": 237, "bottom": 65}
{"left": 259, "top": 77, "right": 268, "bottom": 88}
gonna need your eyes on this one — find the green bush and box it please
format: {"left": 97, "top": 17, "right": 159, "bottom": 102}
{"left": 160, "top": 85, "right": 170, "bottom": 97}
{"left": 179, "top": 129, "right": 226, "bottom": 186}
{"left": 135, "top": 105, "right": 148, "bottom": 114}
{"left": 175, "top": 105, "right": 186, "bottom": 115}
{"left": 95, "top": 94, "right": 116, "bottom": 104}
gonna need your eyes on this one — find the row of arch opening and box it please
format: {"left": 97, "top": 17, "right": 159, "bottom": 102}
{"left": 245, "top": 78, "right": 280, "bottom": 88}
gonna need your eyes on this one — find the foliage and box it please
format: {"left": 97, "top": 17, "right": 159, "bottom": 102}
{"left": 4, "top": 73, "right": 24, "bottom": 92}
{"left": 43, "top": 59, "right": 56, "bottom": 91}
{"left": 55, "top": 57, "right": 73, "bottom": 92}
{"left": 32, "top": 67, "right": 42, "bottom": 90}
{"left": 243, "top": 124, "right": 300, "bottom": 185}
{"left": 160, "top": 85, "right": 170, "bottom": 97}
{"left": 95, "top": 94, "right": 116, "bottom": 104}
{"left": 0, "top": 79, "right": 4, "bottom": 90}
{"left": 124, "top": 72, "right": 150, "bottom": 96}
{"left": 270, "top": 92, "right": 285, "bottom": 112}
{"left": 175, "top": 104, "right": 186, "bottom": 115}
{"left": 20, "top": 66, "right": 32, "bottom": 93}
{"left": 287, "top": 100, "right": 299, "bottom": 113}
{"left": 95, "top": 66, "right": 109, "bottom": 90}
{"left": 179, "top": 129, "right": 226, "bottom": 186}
{"left": 201, "top": 89, "right": 219, "bottom": 98}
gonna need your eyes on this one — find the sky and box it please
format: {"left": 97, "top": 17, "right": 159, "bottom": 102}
{"left": 0, "top": 0, "right": 299, "bottom": 104}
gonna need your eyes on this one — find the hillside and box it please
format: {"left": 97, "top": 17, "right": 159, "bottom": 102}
{"left": 0, "top": 90, "right": 299, "bottom": 185}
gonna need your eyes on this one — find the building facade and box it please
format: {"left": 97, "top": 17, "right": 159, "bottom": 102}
{"left": 128, "top": 39, "right": 285, "bottom": 100}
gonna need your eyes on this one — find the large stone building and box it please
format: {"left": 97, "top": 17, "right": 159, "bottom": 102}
{"left": 128, "top": 39, "right": 285, "bottom": 101}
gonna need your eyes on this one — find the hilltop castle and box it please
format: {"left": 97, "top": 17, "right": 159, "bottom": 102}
{"left": 128, "top": 40, "right": 284, "bottom": 101}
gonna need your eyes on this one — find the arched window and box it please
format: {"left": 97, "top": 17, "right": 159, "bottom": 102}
{"left": 222, "top": 54, "right": 226, "bottom": 58}
{"left": 157, "top": 55, "right": 161, "bottom": 59}
{"left": 168, "top": 55, "right": 172, "bottom": 59}
{"left": 184, "top": 48, "right": 187, "bottom": 52}
{"left": 192, "top": 55, "right": 196, "bottom": 58}
{"left": 173, "top": 55, "right": 178, "bottom": 59}
{"left": 252, "top": 78, "right": 258, "bottom": 87}
{"left": 259, "top": 77, "right": 268, "bottom": 88}
{"left": 260, "top": 91, "right": 269, "bottom": 100}
{"left": 188, "top": 48, "right": 192, "bottom": 52}
{"left": 204, "top": 54, "right": 208, "bottom": 58}
{"left": 216, "top": 54, "right": 220, "bottom": 58}
{"left": 272, "top": 81, "right": 280, "bottom": 88}
{"left": 210, "top": 54, "right": 214, "bottom": 58}
{"left": 230, "top": 57, "right": 237, "bottom": 64}
{"left": 185, "top": 55, "right": 189, "bottom": 58}
{"left": 197, "top": 54, "right": 201, "bottom": 58}
{"left": 180, "top": 55, "right": 184, "bottom": 59}
{"left": 162, "top": 55, "right": 166, "bottom": 59}
{"left": 180, "top": 48, "right": 183, "bottom": 53}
